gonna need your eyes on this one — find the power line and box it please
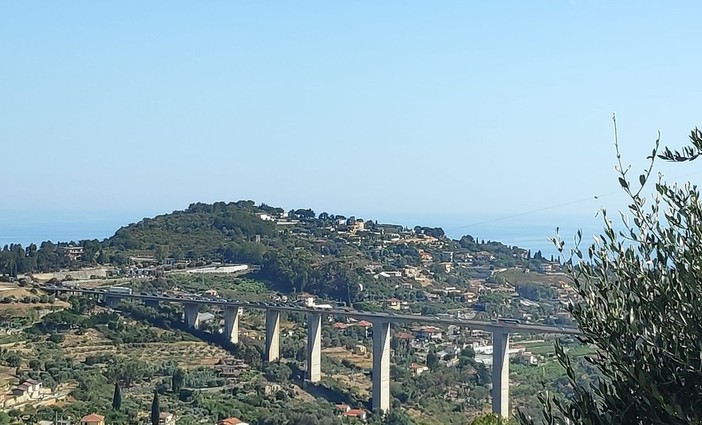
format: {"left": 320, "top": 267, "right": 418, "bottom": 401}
{"left": 446, "top": 195, "right": 607, "bottom": 232}
{"left": 446, "top": 168, "right": 702, "bottom": 233}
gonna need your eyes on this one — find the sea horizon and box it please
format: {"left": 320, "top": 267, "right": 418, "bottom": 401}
{"left": 0, "top": 209, "right": 607, "bottom": 260}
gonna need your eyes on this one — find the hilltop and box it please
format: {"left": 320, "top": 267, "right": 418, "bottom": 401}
{"left": 1, "top": 200, "right": 559, "bottom": 304}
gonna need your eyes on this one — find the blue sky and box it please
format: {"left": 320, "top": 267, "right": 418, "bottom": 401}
{"left": 2, "top": 1, "right": 701, "bottom": 244}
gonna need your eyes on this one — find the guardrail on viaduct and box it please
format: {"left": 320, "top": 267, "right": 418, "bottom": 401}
{"left": 46, "top": 287, "right": 580, "bottom": 417}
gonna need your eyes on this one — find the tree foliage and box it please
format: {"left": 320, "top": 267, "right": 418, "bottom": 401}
{"left": 112, "top": 382, "right": 121, "bottom": 410}
{"left": 515, "top": 282, "right": 555, "bottom": 301}
{"left": 0, "top": 240, "right": 105, "bottom": 275}
{"left": 471, "top": 414, "right": 516, "bottom": 425}
{"left": 150, "top": 390, "right": 160, "bottom": 425}
{"left": 172, "top": 367, "right": 185, "bottom": 393}
{"left": 519, "top": 125, "right": 702, "bottom": 424}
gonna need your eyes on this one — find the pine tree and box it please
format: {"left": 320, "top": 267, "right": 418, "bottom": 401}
{"left": 150, "top": 390, "right": 160, "bottom": 425}
{"left": 112, "top": 382, "right": 122, "bottom": 410}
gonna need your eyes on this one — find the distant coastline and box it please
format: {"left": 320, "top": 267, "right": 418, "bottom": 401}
{"left": 0, "top": 209, "right": 604, "bottom": 260}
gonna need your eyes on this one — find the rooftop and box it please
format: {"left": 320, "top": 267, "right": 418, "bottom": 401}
{"left": 345, "top": 409, "right": 368, "bottom": 417}
{"left": 80, "top": 414, "right": 105, "bottom": 423}
{"left": 219, "top": 418, "right": 245, "bottom": 425}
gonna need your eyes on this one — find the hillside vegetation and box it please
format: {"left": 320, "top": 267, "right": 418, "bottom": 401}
{"left": 2, "top": 200, "right": 553, "bottom": 304}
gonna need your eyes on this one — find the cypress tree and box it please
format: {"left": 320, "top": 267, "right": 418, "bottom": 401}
{"left": 112, "top": 382, "right": 122, "bottom": 410}
{"left": 150, "top": 390, "right": 160, "bottom": 425}
{"left": 172, "top": 368, "right": 185, "bottom": 393}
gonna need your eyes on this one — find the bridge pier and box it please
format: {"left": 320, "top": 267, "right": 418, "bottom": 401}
{"left": 265, "top": 309, "right": 281, "bottom": 362}
{"left": 492, "top": 331, "right": 510, "bottom": 418}
{"left": 105, "top": 295, "right": 121, "bottom": 308}
{"left": 372, "top": 320, "right": 391, "bottom": 414}
{"left": 144, "top": 299, "right": 160, "bottom": 308}
{"left": 306, "top": 312, "right": 322, "bottom": 383}
{"left": 223, "top": 306, "right": 241, "bottom": 344}
{"left": 184, "top": 303, "right": 200, "bottom": 329}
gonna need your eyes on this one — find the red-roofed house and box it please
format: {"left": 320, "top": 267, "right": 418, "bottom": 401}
{"left": 386, "top": 298, "right": 401, "bottom": 310}
{"left": 414, "top": 326, "right": 443, "bottom": 341}
{"left": 394, "top": 332, "right": 414, "bottom": 341}
{"left": 80, "top": 414, "right": 105, "bottom": 425}
{"left": 356, "top": 320, "right": 372, "bottom": 328}
{"left": 219, "top": 418, "right": 249, "bottom": 425}
{"left": 344, "top": 409, "right": 368, "bottom": 420}
{"left": 332, "top": 322, "right": 349, "bottom": 330}
{"left": 336, "top": 404, "right": 368, "bottom": 420}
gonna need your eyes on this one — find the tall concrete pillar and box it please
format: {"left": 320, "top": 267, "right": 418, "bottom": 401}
{"left": 372, "top": 320, "right": 391, "bottom": 414}
{"left": 144, "top": 299, "right": 160, "bottom": 309}
{"left": 105, "top": 296, "right": 121, "bottom": 308}
{"left": 492, "top": 331, "right": 510, "bottom": 418}
{"left": 265, "top": 309, "right": 281, "bottom": 362}
{"left": 184, "top": 303, "right": 200, "bottom": 329}
{"left": 306, "top": 312, "right": 322, "bottom": 383}
{"left": 224, "top": 306, "right": 241, "bottom": 344}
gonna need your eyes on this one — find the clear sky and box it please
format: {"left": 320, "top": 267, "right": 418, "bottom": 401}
{"left": 2, "top": 1, "right": 701, "bottom": 244}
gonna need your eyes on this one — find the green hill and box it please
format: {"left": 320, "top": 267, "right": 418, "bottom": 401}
{"left": 2, "top": 200, "right": 549, "bottom": 304}
{"left": 104, "top": 201, "right": 276, "bottom": 264}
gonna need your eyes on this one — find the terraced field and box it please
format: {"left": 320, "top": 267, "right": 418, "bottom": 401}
{"left": 59, "top": 329, "right": 230, "bottom": 368}
{"left": 323, "top": 346, "right": 373, "bottom": 369}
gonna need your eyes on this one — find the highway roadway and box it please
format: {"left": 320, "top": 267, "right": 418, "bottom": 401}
{"left": 42, "top": 285, "right": 581, "bottom": 335}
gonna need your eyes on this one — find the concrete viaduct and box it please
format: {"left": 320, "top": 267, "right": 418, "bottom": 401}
{"left": 47, "top": 287, "right": 580, "bottom": 417}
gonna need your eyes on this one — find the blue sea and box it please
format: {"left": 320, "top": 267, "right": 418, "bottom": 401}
{"left": 0, "top": 210, "right": 607, "bottom": 260}
{"left": 375, "top": 212, "right": 608, "bottom": 260}
{"left": 0, "top": 210, "right": 139, "bottom": 247}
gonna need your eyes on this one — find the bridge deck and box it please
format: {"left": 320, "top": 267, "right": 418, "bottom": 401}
{"left": 50, "top": 287, "right": 580, "bottom": 335}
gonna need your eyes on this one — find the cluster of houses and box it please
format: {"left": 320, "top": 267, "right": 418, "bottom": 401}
{"left": 74, "top": 412, "right": 179, "bottom": 425}
{"left": 0, "top": 378, "right": 45, "bottom": 410}
{"left": 49, "top": 412, "right": 247, "bottom": 425}
{"left": 330, "top": 318, "right": 547, "bottom": 375}
{"left": 369, "top": 264, "right": 577, "bottom": 324}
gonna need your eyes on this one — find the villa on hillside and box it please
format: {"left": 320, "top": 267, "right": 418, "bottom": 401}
{"left": 219, "top": 418, "right": 249, "bottom": 425}
{"left": 297, "top": 293, "right": 315, "bottom": 307}
{"left": 409, "top": 363, "right": 429, "bottom": 376}
{"left": 403, "top": 266, "right": 420, "bottom": 279}
{"left": 80, "top": 414, "right": 105, "bottom": 425}
{"left": 58, "top": 245, "right": 84, "bottom": 261}
{"left": 539, "top": 262, "right": 559, "bottom": 273}
{"left": 418, "top": 250, "right": 433, "bottom": 263}
{"left": 12, "top": 379, "right": 42, "bottom": 399}
{"left": 386, "top": 298, "right": 401, "bottom": 310}
{"left": 335, "top": 404, "right": 369, "bottom": 421}
{"left": 413, "top": 326, "right": 443, "bottom": 341}
{"left": 214, "top": 358, "right": 249, "bottom": 378}
{"left": 0, "top": 378, "right": 44, "bottom": 408}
